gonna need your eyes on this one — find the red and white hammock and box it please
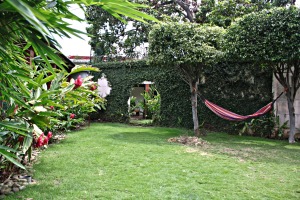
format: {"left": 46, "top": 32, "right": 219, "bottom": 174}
{"left": 199, "top": 91, "right": 284, "bottom": 121}
{"left": 204, "top": 99, "right": 273, "bottom": 121}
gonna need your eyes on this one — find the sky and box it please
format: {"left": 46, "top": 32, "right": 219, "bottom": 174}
{"left": 54, "top": 5, "right": 91, "bottom": 57}
{"left": 55, "top": 2, "right": 300, "bottom": 57}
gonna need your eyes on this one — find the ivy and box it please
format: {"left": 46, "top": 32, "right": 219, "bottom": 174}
{"left": 92, "top": 60, "right": 272, "bottom": 132}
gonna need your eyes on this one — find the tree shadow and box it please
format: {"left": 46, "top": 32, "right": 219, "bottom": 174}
{"left": 108, "top": 130, "right": 185, "bottom": 146}
{"left": 204, "top": 132, "right": 300, "bottom": 164}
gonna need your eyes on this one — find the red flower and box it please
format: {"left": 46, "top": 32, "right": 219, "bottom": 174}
{"left": 90, "top": 84, "right": 97, "bottom": 91}
{"left": 18, "top": 136, "right": 24, "bottom": 143}
{"left": 36, "top": 133, "right": 44, "bottom": 148}
{"left": 49, "top": 106, "right": 54, "bottom": 110}
{"left": 42, "top": 137, "right": 49, "bottom": 145}
{"left": 47, "top": 131, "right": 53, "bottom": 139}
{"left": 70, "top": 113, "right": 75, "bottom": 119}
{"left": 74, "top": 75, "right": 83, "bottom": 89}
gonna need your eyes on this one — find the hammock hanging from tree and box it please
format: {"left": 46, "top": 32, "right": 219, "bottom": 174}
{"left": 198, "top": 90, "right": 285, "bottom": 121}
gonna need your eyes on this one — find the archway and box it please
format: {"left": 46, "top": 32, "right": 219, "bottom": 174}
{"left": 128, "top": 81, "right": 160, "bottom": 124}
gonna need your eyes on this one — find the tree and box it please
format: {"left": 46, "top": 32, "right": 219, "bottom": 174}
{"left": 86, "top": 0, "right": 280, "bottom": 59}
{"left": 197, "top": 0, "right": 272, "bottom": 27}
{"left": 224, "top": 7, "right": 300, "bottom": 143}
{"left": 148, "top": 22, "right": 224, "bottom": 136}
{"left": 86, "top": 6, "right": 150, "bottom": 59}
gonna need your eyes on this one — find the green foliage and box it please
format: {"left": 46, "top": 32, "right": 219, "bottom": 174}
{"left": 0, "top": 0, "right": 158, "bottom": 175}
{"left": 148, "top": 22, "right": 224, "bottom": 69}
{"left": 224, "top": 6, "right": 300, "bottom": 143}
{"left": 139, "top": 86, "right": 161, "bottom": 120}
{"left": 224, "top": 7, "right": 300, "bottom": 64}
{"left": 148, "top": 22, "right": 225, "bottom": 136}
{"left": 92, "top": 60, "right": 273, "bottom": 132}
{"left": 237, "top": 115, "right": 274, "bottom": 137}
{"left": 0, "top": 64, "right": 106, "bottom": 174}
{"left": 206, "top": 0, "right": 271, "bottom": 28}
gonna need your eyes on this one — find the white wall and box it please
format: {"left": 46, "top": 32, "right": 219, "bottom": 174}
{"left": 273, "top": 76, "right": 300, "bottom": 130}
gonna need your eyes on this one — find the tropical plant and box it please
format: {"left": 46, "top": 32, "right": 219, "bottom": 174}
{"left": 139, "top": 86, "right": 161, "bottom": 121}
{"left": 224, "top": 6, "right": 300, "bottom": 143}
{"left": 0, "top": 0, "right": 157, "bottom": 176}
{"left": 148, "top": 22, "right": 224, "bottom": 136}
{"left": 128, "top": 96, "right": 139, "bottom": 116}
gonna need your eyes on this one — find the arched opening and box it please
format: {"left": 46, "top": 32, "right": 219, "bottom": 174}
{"left": 128, "top": 81, "right": 160, "bottom": 125}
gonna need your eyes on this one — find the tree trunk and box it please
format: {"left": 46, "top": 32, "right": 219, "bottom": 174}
{"left": 286, "top": 93, "right": 296, "bottom": 143}
{"left": 190, "top": 81, "right": 200, "bottom": 137}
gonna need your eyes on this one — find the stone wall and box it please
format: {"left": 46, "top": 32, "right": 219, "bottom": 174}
{"left": 272, "top": 76, "right": 300, "bottom": 130}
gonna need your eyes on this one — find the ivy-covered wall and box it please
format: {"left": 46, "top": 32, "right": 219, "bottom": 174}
{"left": 92, "top": 60, "right": 273, "bottom": 132}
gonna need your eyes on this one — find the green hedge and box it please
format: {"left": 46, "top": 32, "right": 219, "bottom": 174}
{"left": 92, "top": 60, "right": 273, "bottom": 132}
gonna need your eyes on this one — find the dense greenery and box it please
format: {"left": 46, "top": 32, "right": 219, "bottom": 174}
{"left": 0, "top": 0, "right": 157, "bottom": 176}
{"left": 86, "top": 0, "right": 289, "bottom": 59}
{"left": 148, "top": 22, "right": 224, "bottom": 136}
{"left": 6, "top": 123, "right": 300, "bottom": 199}
{"left": 224, "top": 6, "right": 300, "bottom": 143}
{"left": 92, "top": 60, "right": 273, "bottom": 133}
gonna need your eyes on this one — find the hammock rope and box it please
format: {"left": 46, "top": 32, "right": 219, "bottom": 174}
{"left": 198, "top": 90, "right": 285, "bottom": 121}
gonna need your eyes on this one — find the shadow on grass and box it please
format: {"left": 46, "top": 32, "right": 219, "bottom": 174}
{"left": 206, "top": 132, "right": 300, "bottom": 149}
{"left": 109, "top": 131, "right": 180, "bottom": 146}
{"left": 204, "top": 132, "right": 300, "bottom": 164}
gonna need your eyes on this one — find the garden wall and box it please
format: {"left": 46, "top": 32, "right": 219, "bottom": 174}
{"left": 273, "top": 77, "right": 300, "bottom": 130}
{"left": 92, "top": 60, "right": 273, "bottom": 133}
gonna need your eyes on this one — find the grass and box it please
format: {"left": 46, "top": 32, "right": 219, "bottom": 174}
{"left": 129, "top": 118, "right": 153, "bottom": 126}
{"left": 7, "top": 123, "right": 300, "bottom": 200}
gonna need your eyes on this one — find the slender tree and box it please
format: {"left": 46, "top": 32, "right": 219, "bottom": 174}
{"left": 224, "top": 7, "right": 300, "bottom": 143}
{"left": 148, "top": 22, "right": 224, "bottom": 136}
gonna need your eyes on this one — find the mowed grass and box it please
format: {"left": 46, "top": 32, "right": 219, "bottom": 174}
{"left": 7, "top": 123, "right": 300, "bottom": 200}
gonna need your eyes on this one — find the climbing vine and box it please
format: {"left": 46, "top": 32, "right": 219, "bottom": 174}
{"left": 92, "top": 60, "right": 272, "bottom": 132}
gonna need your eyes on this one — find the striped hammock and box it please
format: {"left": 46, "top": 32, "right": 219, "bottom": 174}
{"left": 204, "top": 99, "right": 273, "bottom": 121}
{"left": 199, "top": 91, "right": 284, "bottom": 121}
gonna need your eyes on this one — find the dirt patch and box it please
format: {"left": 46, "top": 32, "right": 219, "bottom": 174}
{"left": 220, "top": 147, "right": 257, "bottom": 162}
{"left": 168, "top": 136, "right": 209, "bottom": 147}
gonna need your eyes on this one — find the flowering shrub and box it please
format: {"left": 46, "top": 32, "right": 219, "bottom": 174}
{"left": 0, "top": 65, "right": 106, "bottom": 173}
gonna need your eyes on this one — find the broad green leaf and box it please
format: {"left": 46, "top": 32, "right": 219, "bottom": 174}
{"left": 0, "top": 121, "right": 29, "bottom": 135}
{"left": 35, "top": 73, "right": 44, "bottom": 84}
{"left": 40, "top": 74, "right": 56, "bottom": 85}
{"left": 69, "top": 65, "right": 100, "bottom": 75}
{"left": 6, "top": 0, "right": 50, "bottom": 37}
{"left": 0, "top": 145, "right": 18, "bottom": 153}
{"left": 31, "top": 115, "right": 50, "bottom": 129}
{"left": 0, "top": 149, "right": 26, "bottom": 170}
{"left": 22, "top": 135, "right": 33, "bottom": 154}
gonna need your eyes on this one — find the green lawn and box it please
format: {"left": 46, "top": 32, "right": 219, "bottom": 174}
{"left": 7, "top": 123, "right": 300, "bottom": 200}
